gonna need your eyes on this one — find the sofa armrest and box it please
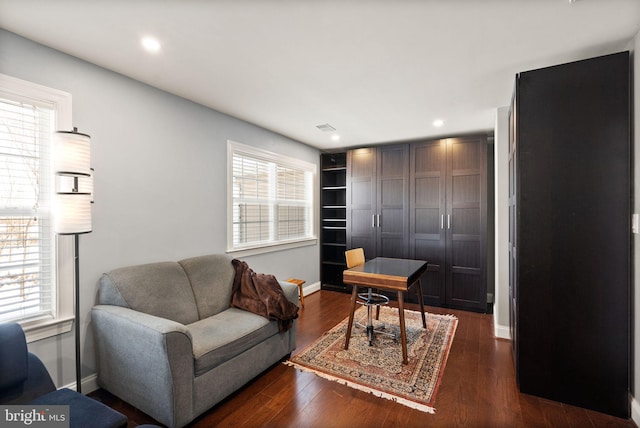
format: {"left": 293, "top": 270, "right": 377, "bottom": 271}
{"left": 279, "top": 280, "right": 300, "bottom": 306}
{"left": 91, "top": 305, "right": 194, "bottom": 428}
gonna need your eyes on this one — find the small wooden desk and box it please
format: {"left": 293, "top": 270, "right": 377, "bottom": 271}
{"left": 343, "top": 257, "right": 428, "bottom": 365}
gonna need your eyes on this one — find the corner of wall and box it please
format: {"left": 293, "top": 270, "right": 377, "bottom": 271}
{"left": 493, "top": 311, "right": 511, "bottom": 340}
{"left": 631, "top": 395, "right": 640, "bottom": 426}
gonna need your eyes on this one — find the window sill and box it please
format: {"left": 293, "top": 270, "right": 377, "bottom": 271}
{"left": 227, "top": 237, "right": 317, "bottom": 258}
{"left": 21, "top": 316, "right": 74, "bottom": 343}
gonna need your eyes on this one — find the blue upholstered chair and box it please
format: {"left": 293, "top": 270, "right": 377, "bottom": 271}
{"left": 0, "top": 322, "right": 56, "bottom": 404}
{"left": 0, "top": 322, "right": 128, "bottom": 428}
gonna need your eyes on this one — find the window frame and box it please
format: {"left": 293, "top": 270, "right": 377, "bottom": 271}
{"left": 227, "top": 140, "right": 317, "bottom": 257}
{"left": 0, "top": 73, "right": 74, "bottom": 343}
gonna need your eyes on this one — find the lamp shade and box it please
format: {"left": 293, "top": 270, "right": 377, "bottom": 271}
{"left": 54, "top": 194, "right": 92, "bottom": 234}
{"left": 53, "top": 130, "right": 91, "bottom": 175}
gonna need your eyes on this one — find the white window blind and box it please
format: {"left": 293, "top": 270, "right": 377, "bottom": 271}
{"left": 228, "top": 141, "right": 316, "bottom": 253}
{"left": 0, "top": 95, "right": 56, "bottom": 323}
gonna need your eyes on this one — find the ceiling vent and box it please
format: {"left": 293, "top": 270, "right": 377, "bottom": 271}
{"left": 316, "top": 123, "right": 336, "bottom": 132}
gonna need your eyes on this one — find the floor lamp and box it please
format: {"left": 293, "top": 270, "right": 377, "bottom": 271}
{"left": 53, "top": 128, "right": 93, "bottom": 394}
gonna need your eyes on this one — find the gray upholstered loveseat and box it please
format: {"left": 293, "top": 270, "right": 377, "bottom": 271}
{"left": 91, "top": 254, "right": 298, "bottom": 428}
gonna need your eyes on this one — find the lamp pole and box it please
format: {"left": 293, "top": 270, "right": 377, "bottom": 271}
{"left": 74, "top": 234, "right": 81, "bottom": 393}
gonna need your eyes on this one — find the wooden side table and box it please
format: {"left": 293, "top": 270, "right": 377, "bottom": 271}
{"left": 286, "top": 278, "right": 305, "bottom": 308}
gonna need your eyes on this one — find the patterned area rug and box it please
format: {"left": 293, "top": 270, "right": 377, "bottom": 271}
{"left": 284, "top": 305, "right": 458, "bottom": 413}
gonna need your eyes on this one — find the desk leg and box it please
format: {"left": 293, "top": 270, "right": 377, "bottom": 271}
{"left": 397, "top": 291, "right": 408, "bottom": 365}
{"left": 344, "top": 286, "right": 359, "bottom": 350}
{"left": 417, "top": 279, "right": 426, "bottom": 328}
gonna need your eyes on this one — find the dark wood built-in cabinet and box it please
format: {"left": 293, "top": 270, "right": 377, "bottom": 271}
{"left": 320, "top": 153, "right": 347, "bottom": 290}
{"left": 321, "top": 135, "right": 489, "bottom": 313}
{"left": 509, "top": 51, "right": 630, "bottom": 418}
{"left": 346, "top": 145, "right": 409, "bottom": 260}
{"left": 410, "top": 136, "right": 487, "bottom": 311}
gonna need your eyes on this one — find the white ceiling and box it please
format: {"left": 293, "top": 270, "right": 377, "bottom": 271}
{"left": 1, "top": 0, "right": 639, "bottom": 150}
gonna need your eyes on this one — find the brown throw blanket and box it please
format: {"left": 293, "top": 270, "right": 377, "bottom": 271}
{"left": 231, "top": 259, "right": 299, "bottom": 332}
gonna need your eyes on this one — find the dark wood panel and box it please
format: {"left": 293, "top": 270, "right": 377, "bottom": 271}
{"left": 347, "top": 145, "right": 409, "bottom": 262}
{"left": 410, "top": 136, "right": 487, "bottom": 311}
{"left": 410, "top": 140, "right": 446, "bottom": 306}
{"left": 445, "top": 137, "right": 487, "bottom": 311}
{"left": 377, "top": 144, "right": 409, "bottom": 258}
{"left": 347, "top": 148, "right": 376, "bottom": 258}
{"left": 512, "top": 52, "right": 630, "bottom": 418}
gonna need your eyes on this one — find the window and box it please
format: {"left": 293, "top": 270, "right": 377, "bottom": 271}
{"left": 0, "top": 74, "right": 73, "bottom": 342}
{"left": 228, "top": 140, "right": 317, "bottom": 255}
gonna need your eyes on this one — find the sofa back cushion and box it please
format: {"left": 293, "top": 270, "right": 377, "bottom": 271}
{"left": 178, "top": 254, "right": 235, "bottom": 319}
{"left": 98, "top": 262, "right": 199, "bottom": 325}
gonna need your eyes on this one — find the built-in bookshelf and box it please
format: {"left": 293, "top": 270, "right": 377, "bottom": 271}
{"left": 320, "top": 152, "right": 347, "bottom": 291}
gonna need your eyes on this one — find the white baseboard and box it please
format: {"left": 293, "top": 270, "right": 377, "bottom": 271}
{"left": 62, "top": 373, "right": 99, "bottom": 395}
{"left": 303, "top": 281, "right": 321, "bottom": 295}
{"left": 631, "top": 395, "right": 640, "bottom": 425}
{"left": 493, "top": 312, "right": 511, "bottom": 340}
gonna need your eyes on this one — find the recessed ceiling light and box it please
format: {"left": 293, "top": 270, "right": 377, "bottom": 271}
{"left": 331, "top": 135, "right": 340, "bottom": 141}
{"left": 141, "top": 36, "right": 161, "bottom": 53}
{"left": 433, "top": 119, "right": 444, "bottom": 128}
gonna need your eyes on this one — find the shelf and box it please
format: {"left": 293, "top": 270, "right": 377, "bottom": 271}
{"left": 322, "top": 166, "right": 347, "bottom": 172}
{"left": 321, "top": 152, "right": 347, "bottom": 289}
{"left": 322, "top": 260, "right": 346, "bottom": 266}
{"left": 321, "top": 152, "right": 347, "bottom": 171}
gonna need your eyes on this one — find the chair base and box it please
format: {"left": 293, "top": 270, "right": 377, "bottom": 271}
{"left": 356, "top": 289, "right": 395, "bottom": 346}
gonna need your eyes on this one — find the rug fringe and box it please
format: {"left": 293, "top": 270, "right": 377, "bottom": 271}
{"left": 283, "top": 360, "right": 436, "bottom": 414}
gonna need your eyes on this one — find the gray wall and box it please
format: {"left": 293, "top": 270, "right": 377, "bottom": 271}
{"left": 0, "top": 29, "right": 320, "bottom": 387}
{"left": 493, "top": 106, "right": 510, "bottom": 339}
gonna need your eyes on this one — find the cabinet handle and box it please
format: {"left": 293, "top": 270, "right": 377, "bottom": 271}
{"left": 372, "top": 214, "right": 376, "bottom": 228}
{"left": 447, "top": 214, "right": 451, "bottom": 229}
{"left": 377, "top": 214, "right": 380, "bottom": 228}
{"left": 441, "top": 214, "right": 444, "bottom": 229}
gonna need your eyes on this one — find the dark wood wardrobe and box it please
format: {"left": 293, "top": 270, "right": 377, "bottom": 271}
{"left": 346, "top": 144, "right": 410, "bottom": 260}
{"left": 509, "top": 51, "right": 630, "bottom": 418}
{"left": 327, "top": 134, "right": 489, "bottom": 313}
{"left": 410, "top": 136, "right": 487, "bottom": 311}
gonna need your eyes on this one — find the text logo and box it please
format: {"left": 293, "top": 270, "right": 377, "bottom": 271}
{"left": 0, "top": 406, "right": 69, "bottom": 428}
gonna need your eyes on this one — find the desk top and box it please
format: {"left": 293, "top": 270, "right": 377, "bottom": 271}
{"left": 342, "top": 257, "right": 428, "bottom": 291}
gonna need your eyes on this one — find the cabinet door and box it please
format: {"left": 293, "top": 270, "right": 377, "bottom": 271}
{"left": 377, "top": 145, "right": 409, "bottom": 258}
{"left": 446, "top": 136, "right": 487, "bottom": 311}
{"left": 346, "top": 148, "right": 377, "bottom": 258}
{"left": 410, "top": 140, "right": 446, "bottom": 306}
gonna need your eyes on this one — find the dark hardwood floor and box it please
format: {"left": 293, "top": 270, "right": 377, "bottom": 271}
{"left": 90, "top": 290, "right": 637, "bottom": 427}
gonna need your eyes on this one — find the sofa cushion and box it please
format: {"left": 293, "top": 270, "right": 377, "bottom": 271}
{"left": 178, "top": 254, "right": 235, "bottom": 319}
{"left": 187, "top": 308, "right": 279, "bottom": 376}
{"left": 99, "top": 262, "right": 199, "bottom": 325}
